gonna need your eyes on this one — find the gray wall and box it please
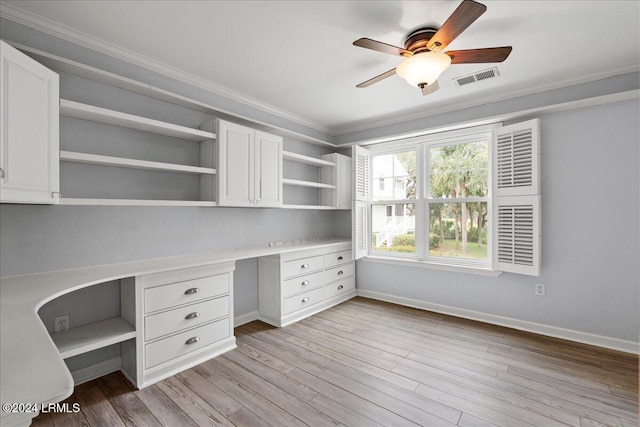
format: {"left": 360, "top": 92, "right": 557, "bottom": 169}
{"left": 357, "top": 98, "right": 640, "bottom": 343}
{"left": 0, "top": 205, "right": 343, "bottom": 277}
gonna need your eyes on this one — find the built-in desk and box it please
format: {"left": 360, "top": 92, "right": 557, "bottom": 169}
{"left": 0, "top": 238, "right": 350, "bottom": 427}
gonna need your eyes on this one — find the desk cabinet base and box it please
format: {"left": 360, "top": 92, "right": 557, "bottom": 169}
{"left": 122, "top": 261, "right": 236, "bottom": 389}
{"left": 258, "top": 242, "right": 355, "bottom": 327}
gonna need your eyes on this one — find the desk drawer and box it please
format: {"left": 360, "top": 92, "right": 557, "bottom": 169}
{"left": 283, "top": 287, "right": 324, "bottom": 315}
{"left": 145, "top": 317, "right": 230, "bottom": 369}
{"left": 324, "top": 276, "right": 355, "bottom": 299}
{"left": 144, "top": 274, "right": 229, "bottom": 314}
{"left": 324, "top": 262, "right": 354, "bottom": 283}
{"left": 324, "top": 250, "right": 353, "bottom": 268}
{"left": 283, "top": 271, "right": 324, "bottom": 298}
{"left": 282, "top": 255, "right": 323, "bottom": 278}
{"left": 145, "top": 296, "right": 230, "bottom": 341}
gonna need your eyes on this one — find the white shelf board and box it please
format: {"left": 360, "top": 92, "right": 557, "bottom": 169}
{"left": 51, "top": 317, "right": 136, "bottom": 359}
{"left": 283, "top": 151, "right": 336, "bottom": 167}
{"left": 60, "top": 198, "right": 217, "bottom": 207}
{"left": 11, "top": 43, "right": 335, "bottom": 147}
{"left": 60, "top": 99, "right": 215, "bottom": 142}
{"left": 60, "top": 151, "right": 216, "bottom": 175}
{"left": 282, "top": 178, "right": 337, "bottom": 189}
{"left": 281, "top": 204, "right": 336, "bottom": 210}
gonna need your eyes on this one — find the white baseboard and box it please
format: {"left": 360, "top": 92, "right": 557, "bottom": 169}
{"left": 234, "top": 310, "right": 259, "bottom": 327}
{"left": 357, "top": 289, "right": 639, "bottom": 355}
{"left": 70, "top": 356, "right": 122, "bottom": 385}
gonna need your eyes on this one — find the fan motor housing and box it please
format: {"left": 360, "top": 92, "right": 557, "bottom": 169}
{"left": 404, "top": 27, "right": 438, "bottom": 52}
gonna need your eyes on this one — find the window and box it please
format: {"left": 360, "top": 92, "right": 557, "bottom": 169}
{"left": 354, "top": 120, "right": 541, "bottom": 275}
{"left": 426, "top": 139, "right": 490, "bottom": 267}
{"left": 370, "top": 150, "right": 416, "bottom": 254}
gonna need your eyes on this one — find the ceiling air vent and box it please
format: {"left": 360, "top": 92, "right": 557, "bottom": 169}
{"left": 453, "top": 67, "right": 500, "bottom": 86}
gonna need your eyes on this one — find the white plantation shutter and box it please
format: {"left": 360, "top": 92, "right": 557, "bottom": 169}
{"left": 352, "top": 145, "right": 370, "bottom": 260}
{"left": 353, "top": 201, "right": 368, "bottom": 259}
{"left": 494, "top": 119, "right": 541, "bottom": 276}
{"left": 496, "top": 119, "right": 539, "bottom": 196}
{"left": 496, "top": 196, "right": 540, "bottom": 276}
{"left": 353, "top": 145, "right": 370, "bottom": 201}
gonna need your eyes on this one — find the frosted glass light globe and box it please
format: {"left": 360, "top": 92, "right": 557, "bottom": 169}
{"left": 396, "top": 52, "right": 452, "bottom": 87}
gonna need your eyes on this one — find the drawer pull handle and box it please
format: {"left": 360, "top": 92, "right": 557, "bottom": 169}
{"left": 184, "top": 287, "right": 199, "bottom": 295}
{"left": 301, "top": 297, "right": 310, "bottom": 303}
{"left": 185, "top": 337, "right": 200, "bottom": 345}
{"left": 337, "top": 271, "right": 344, "bottom": 276}
{"left": 338, "top": 285, "right": 344, "bottom": 290}
{"left": 301, "top": 263, "right": 309, "bottom": 269}
{"left": 337, "top": 256, "right": 344, "bottom": 260}
{"left": 185, "top": 312, "right": 200, "bottom": 320}
{"left": 301, "top": 280, "right": 310, "bottom": 286}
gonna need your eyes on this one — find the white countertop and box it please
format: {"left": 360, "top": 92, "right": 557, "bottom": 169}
{"left": 0, "top": 238, "right": 350, "bottom": 423}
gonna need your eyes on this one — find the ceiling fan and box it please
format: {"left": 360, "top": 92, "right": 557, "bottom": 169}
{"left": 353, "top": 0, "right": 512, "bottom": 95}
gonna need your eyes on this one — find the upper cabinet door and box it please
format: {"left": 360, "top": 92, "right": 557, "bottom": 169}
{"left": 255, "top": 130, "right": 282, "bottom": 207}
{"left": 0, "top": 41, "right": 59, "bottom": 204}
{"left": 217, "top": 119, "right": 255, "bottom": 207}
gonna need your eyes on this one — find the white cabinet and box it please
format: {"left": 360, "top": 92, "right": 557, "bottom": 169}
{"left": 121, "top": 262, "right": 236, "bottom": 388}
{"left": 255, "top": 130, "right": 284, "bottom": 206}
{"left": 258, "top": 242, "right": 355, "bottom": 327}
{"left": 320, "top": 152, "right": 352, "bottom": 210}
{"left": 217, "top": 119, "right": 282, "bottom": 207}
{"left": 0, "top": 40, "right": 59, "bottom": 204}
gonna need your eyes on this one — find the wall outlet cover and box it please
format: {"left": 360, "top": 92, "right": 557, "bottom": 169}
{"left": 535, "top": 283, "right": 546, "bottom": 296}
{"left": 54, "top": 315, "right": 69, "bottom": 332}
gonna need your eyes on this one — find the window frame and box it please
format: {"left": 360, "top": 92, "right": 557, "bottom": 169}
{"left": 423, "top": 133, "right": 493, "bottom": 269}
{"left": 369, "top": 144, "right": 420, "bottom": 259}
{"left": 366, "top": 125, "right": 497, "bottom": 270}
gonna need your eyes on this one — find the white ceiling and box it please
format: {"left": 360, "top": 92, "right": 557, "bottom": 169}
{"left": 2, "top": 1, "right": 639, "bottom": 135}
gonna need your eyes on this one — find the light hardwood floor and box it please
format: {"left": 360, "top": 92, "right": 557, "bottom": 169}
{"left": 32, "top": 297, "right": 638, "bottom": 427}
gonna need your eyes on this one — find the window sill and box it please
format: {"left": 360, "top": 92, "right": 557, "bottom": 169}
{"left": 361, "top": 255, "right": 503, "bottom": 277}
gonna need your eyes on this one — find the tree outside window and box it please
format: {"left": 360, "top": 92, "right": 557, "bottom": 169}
{"left": 427, "top": 141, "right": 489, "bottom": 260}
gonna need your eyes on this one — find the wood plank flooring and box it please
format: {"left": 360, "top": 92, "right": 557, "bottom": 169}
{"left": 32, "top": 297, "right": 638, "bottom": 427}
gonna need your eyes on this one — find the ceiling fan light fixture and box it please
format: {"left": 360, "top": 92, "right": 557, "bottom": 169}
{"left": 396, "top": 51, "right": 452, "bottom": 88}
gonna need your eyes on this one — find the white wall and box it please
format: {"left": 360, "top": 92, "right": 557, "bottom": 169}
{"left": 357, "top": 99, "right": 639, "bottom": 346}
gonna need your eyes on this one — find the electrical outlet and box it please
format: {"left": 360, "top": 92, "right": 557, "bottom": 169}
{"left": 54, "top": 315, "right": 69, "bottom": 332}
{"left": 534, "top": 283, "right": 546, "bottom": 296}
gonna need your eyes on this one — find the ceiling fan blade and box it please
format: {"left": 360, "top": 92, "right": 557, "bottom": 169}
{"left": 445, "top": 47, "right": 512, "bottom": 63}
{"left": 427, "top": 0, "right": 487, "bottom": 52}
{"left": 356, "top": 68, "right": 397, "bottom": 88}
{"left": 353, "top": 38, "right": 411, "bottom": 57}
{"left": 422, "top": 80, "right": 440, "bottom": 96}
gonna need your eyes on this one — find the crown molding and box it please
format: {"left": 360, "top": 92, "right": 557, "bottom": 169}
{"left": 344, "top": 89, "right": 639, "bottom": 147}
{"left": 0, "top": 2, "right": 334, "bottom": 136}
{"left": 332, "top": 64, "right": 640, "bottom": 136}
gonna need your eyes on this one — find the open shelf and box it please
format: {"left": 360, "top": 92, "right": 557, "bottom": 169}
{"left": 59, "top": 198, "right": 217, "bottom": 206}
{"left": 60, "top": 99, "right": 216, "bottom": 142}
{"left": 51, "top": 316, "right": 136, "bottom": 359}
{"left": 283, "top": 151, "right": 336, "bottom": 167}
{"left": 283, "top": 178, "right": 336, "bottom": 189}
{"left": 60, "top": 151, "right": 216, "bottom": 175}
{"left": 14, "top": 43, "right": 335, "bottom": 148}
